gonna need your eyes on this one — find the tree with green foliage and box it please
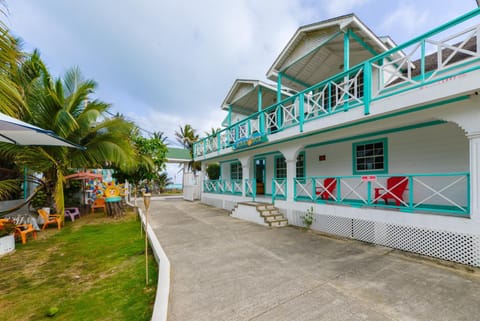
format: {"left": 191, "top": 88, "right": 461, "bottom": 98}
{"left": 206, "top": 163, "right": 220, "bottom": 180}
{"left": 113, "top": 130, "right": 168, "bottom": 194}
{"left": 175, "top": 124, "right": 200, "bottom": 173}
{"left": 0, "top": 60, "right": 137, "bottom": 218}
{"left": 157, "top": 172, "right": 173, "bottom": 193}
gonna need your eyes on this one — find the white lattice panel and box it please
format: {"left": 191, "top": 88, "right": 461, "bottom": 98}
{"left": 352, "top": 219, "right": 375, "bottom": 243}
{"left": 313, "top": 214, "right": 352, "bottom": 238}
{"left": 287, "top": 209, "right": 480, "bottom": 266}
{"left": 377, "top": 223, "right": 480, "bottom": 266}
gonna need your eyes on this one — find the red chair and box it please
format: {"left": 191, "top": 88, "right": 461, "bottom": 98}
{"left": 315, "top": 177, "right": 337, "bottom": 200}
{"left": 374, "top": 176, "right": 408, "bottom": 206}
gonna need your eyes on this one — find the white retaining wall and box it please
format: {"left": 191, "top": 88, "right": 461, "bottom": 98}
{"left": 136, "top": 205, "right": 170, "bottom": 321}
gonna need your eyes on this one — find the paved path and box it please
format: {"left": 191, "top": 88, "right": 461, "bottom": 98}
{"left": 148, "top": 199, "right": 480, "bottom": 321}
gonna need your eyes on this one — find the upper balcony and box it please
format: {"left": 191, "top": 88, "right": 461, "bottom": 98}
{"left": 194, "top": 9, "right": 480, "bottom": 161}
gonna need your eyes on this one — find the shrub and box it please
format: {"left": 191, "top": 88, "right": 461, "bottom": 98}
{"left": 301, "top": 206, "right": 315, "bottom": 229}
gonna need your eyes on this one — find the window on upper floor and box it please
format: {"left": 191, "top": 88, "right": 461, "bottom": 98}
{"left": 352, "top": 138, "right": 388, "bottom": 175}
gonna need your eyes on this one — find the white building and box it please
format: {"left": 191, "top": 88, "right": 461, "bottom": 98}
{"left": 193, "top": 10, "right": 480, "bottom": 266}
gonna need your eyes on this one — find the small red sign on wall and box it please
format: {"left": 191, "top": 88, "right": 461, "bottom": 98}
{"left": 361, "top": 175, "right": 377, "bottom": 182}
{"left": 318, "top": 155, "right": 326, "bottom": 161}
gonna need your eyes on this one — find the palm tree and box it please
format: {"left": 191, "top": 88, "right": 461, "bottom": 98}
{"left": 153, "top": 131, "right": 168, "bottom": 144}
{"left": 0, "top": 9, "right": 25, "bottom": 116}
{"left": 175, "top": 124, "right": 198, "bottom": 149}
{"left": 174, "top": 124, "right": 200, "bottom": 172}
{"left": 1, "top": 64, "right": 137, "bottom": 217}
{"left": 157, "top": 172, "right": 173, "bottom": 193}
{"left": 204, "top": 127, "right": 221, "bottom": 137}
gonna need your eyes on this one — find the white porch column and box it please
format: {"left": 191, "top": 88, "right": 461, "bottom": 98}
{"left": 239, "top": 156, "right": 252, "bottom": 198}
{"left": 199, "top": 162, "right": 207, "bottom": 194}
{"left": 286, "top": 158, "right": 296, "bottom": 202}
{"left": 280, "top": 145, "right": 304, "bottom": 203}
{"left": 468, "top": 132, "right": 480, "bottom": 221}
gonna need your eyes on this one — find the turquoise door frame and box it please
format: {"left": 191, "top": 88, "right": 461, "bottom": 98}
{"left": 254, "top": 157, "right": 266, "bottom": 195}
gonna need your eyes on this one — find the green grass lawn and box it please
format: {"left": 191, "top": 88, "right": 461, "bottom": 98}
{"left": 0, "top": 210, "right": 158, "bottom": 321}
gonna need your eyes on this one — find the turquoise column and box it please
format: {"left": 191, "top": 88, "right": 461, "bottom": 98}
{"left": 258, "top": 86, "right": 265, "bottom": 134}
{"left": 344, "top": 30, "right": 350, "bottom": 112}
{"left": 299, "top": 92, "right": 304, "bottom": 132}
{"left": 277, "top": 72, "right": 282, "bottom": 103}
{"left": 276, "top": 72, "right": 283, "bottom": 130}
{"left": 24, "top": 166, "right": 27, "bottom": 199}
{"left": 344, "top": 30, "right": 350, "bottom": 71}
{"left": 363, "top": 61, "right": 371, "bottom": 115}
{"left": 228, "top": 105, "right": 232, "bottom": 127}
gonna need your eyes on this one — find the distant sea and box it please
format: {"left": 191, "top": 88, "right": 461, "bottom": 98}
{"left": 165, "top": 184, "right": 182, "bottom": 190}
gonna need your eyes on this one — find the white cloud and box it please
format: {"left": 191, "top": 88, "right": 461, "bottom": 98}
{"left": 323, "top": 0, "right": 371, "bottom": 17}
{"left": 379, "top": 3, "right": 429, "bottom": 38}
{"left": 7, "top": 0, "right": 477, "bottom": 146}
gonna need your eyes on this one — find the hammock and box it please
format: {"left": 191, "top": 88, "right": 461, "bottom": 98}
{"left": 0, "top": 189, "right": 39, "bottom": 217}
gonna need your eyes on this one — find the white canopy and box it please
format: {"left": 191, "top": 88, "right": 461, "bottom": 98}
{"left": 0, "top": 112, "right": 84, "bottom": 149}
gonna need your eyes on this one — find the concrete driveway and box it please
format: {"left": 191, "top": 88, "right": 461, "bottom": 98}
{"left": 147, "top": 199, "right": 480, "bottom": 321}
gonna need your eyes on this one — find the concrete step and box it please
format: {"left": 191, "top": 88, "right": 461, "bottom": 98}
{"left": 268, "top": 219, "right": 288, "bottom": 227}
{"left": 256, "top": 204, "right": 273, "bottom": 211}
{"left": 263, "top": 214, "right": 285, "bottom": 222}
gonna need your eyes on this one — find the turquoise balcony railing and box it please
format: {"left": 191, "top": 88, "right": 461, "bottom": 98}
{"left": 203, "top": 179, "right": 242, "bottom": 195}
{"left": 272, "top": 178, "right": 287, "bottom": 202}
{"left": 194, "top": 8, "right": 480, "bottom": 159}
{"left": 291, "top": 172, "right": 469, "bottom": 216}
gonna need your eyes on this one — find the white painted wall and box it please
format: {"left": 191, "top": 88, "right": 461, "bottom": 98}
{"left": 300, "top": 122, "right": 468, "bottom": 206}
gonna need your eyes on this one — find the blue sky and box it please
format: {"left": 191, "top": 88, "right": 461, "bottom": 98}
{"left": 5, "top": 0, "right": 479, "bottom": 183}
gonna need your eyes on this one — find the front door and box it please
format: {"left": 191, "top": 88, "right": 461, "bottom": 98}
{"left": 254, "top": 158, "right": 266, "bottom": 195}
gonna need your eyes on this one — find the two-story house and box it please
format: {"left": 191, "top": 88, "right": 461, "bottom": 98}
{"left": 193, "top": 9, "right": 480, "bottom": 266}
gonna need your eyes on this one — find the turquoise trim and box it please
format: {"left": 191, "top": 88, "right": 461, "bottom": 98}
{"left": 277, "top": 72, "right": 283, "bottom": 103}
{"left": 272, "top": 178, "right": 287, "bottom": 202}
{"left": 350, "top": 29, "right": 378, "bottom": 56}
{"left": 352, "top": 138, "right": 388, "bottom": 175}
{"left": 228, "top": 106, "right": 232, "bottom": 127}
{"left": 299, "top": 92, "right": 304, "bottom": 132}
{"left": 292, "top": 172, "right": 470, "bottom": 216}
{"left": 257, "top": 86, "right": 262, "bottom": 112}
{"left": 282, "top": 31, "right": 342, "bottom": 73}
{"left": 306, "top": 120, "right": 445, "bottom": 149}
{"left": 363, "top": 61, "right": 371, "bottom": 115}
{"left": 344, "top": 30, "right": 350, "bottom": 71}
{"left": 254, "top": 151, "right": 281, "bottom": 159}
{"left": 23, "top": 167, "right": 27, "bottom": 200}
{"left": 219, "top": 158, "right": 239, "bottom": 165}
{"left": 194, "top": 8, "right": 480, "bottom": 159}
{"left": 199, "top": 96, "right": 462, "bottom": 162}
{"left": 282, "top": 73, "right": 311, "bottom": 88}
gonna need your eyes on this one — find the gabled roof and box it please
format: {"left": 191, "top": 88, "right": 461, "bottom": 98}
{"left": 221, "top": 79, "right": 291, "bottom": 115}
{"left": 166, "top": 147, "right": 191, "bottom": 163}
{"left": 266, "top": 14, "right": 392, "bottom": 91}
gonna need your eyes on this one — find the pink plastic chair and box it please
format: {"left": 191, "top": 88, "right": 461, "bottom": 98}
{"left": 65, "top": 207, "right": 81, "bottom": 221}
